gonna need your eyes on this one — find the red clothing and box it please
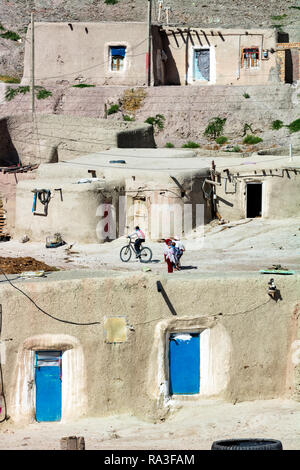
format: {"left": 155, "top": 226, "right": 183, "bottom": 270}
{"left": 166, "top": 257, "right": 173, "bottom": 273}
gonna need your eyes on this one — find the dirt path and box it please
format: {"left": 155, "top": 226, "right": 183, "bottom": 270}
{"left": 0, "top": 399, "right": 299, "bottom": 450}
{"left": 0, "top": 218, "right": 299, "bottom": 275}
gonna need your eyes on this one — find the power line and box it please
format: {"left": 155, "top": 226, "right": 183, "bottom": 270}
{"left": 0, "top": 267, "right": 101, "bottom": 326}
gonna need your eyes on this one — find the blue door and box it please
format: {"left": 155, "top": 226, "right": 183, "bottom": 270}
{"left": 169, "top": 333, "right": 200, "bottom": 395}
{"left": 35, "top": 351, "right": 62, "bottom": 422}
{"left": 194, "top": 49, "right": 210, "bottom": 81}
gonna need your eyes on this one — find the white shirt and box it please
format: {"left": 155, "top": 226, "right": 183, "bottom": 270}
{"left": 174, "top": 240, "right": 185, "bottom": 251}
{"left": 129, "top": 229, "right": 145, "bottom": 239}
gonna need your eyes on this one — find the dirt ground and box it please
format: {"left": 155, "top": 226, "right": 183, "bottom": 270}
{"left": 0, "top": 256, "right": 58, "bottom": 274}
{"left": 0, "top": 399, "right": 299, "bottom": 450}
{"left": 0, "top": 218, "right": 299, "bottom": 275}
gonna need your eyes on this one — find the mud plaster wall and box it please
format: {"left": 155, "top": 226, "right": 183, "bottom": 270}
{"left": 215, "top": 171, "right": 300, "bottom": 221}
{"left": 162, "top": 28, "right": 277, "bottom": 86}
{"left": 22, "top": 23, "right": 161, "bottom": 87}
{"left": 14, "top": 169, "right": 210, "bottom": 243}
{"left": 3, "top": 114, "right": 155, "bottom": 167}
{"left": 125, "top": 179, "right": 211, "bottom": 240}
{"left": 14, "top": 180, "right": 113, "bottom": 243}
{"left": 0, "top": 171, "right": 37, "bottom": 235}
{"left": 0, "top": 273, "right": 299, "bottom": 424}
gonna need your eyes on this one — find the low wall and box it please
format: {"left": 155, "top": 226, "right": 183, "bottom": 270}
{"left": 0, "top": 272, "right": 299, "bottom": 424}
{"left": 0, "top": 84, "right": 297, "bottom": 151}
{"left": 0, "top": 113, "right": 155, "bottom": 167}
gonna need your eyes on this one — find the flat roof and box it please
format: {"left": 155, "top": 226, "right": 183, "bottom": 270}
{"left": 33, "top": 149, "right": 300, "bottom": 182}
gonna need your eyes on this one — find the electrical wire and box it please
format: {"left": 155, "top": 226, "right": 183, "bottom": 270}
{"left": 0, "top": 267, "right": 101, "bottom": 326}
{"left": 0, "top": 304, "right": 8, "bottom": 422}
{"left": 133, "top": 296, "right": 273, "bottom": 326}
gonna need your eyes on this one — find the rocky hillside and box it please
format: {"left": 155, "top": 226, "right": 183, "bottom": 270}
{"left": 1, "top": 0, "right": 300, "bottom": 79}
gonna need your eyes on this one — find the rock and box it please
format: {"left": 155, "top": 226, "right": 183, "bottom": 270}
{"left": 20, "top": 235, "right": 29, "bottom": 243}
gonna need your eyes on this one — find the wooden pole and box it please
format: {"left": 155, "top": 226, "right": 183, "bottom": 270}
{"left": 185, "top": 28, "right": 189, "bottom": 86}
{"left": 31, "top": 12, "right": 35, "bottom": 115}
{"left": 147, "top": 0, "right": 152, "bottom": 86}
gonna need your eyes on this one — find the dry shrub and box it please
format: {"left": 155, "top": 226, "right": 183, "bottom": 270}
{"left": 121, "top": 88, "right": 147, "bottom": 114}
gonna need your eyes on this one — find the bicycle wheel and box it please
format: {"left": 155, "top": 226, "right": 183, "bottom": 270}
{"left": 139, "top": 247, "right": 152, "bottom": 263}
{"left": 120, "top": 245, "right": 132, "bottom": 262}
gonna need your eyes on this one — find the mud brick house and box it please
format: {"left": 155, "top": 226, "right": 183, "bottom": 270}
{"left": 22, "top": 22, "right": 280, "bottom": 87}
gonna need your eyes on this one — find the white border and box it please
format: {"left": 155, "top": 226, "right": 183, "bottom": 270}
{"left": 106, "top": 43, "right": 128, "bottom": 74}
{"left": 188, "top": 46, "right": 216, "bottom": 85}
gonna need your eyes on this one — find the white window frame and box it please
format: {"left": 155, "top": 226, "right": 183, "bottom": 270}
{"left": 108, "top": 45, "right": 127, "bottom": 73}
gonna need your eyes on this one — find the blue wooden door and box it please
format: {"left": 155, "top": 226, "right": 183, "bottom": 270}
{"left": 35, "top": 351, "right": 62, "bottom": 422}
{"left": 169, "top": 333, "right": 200, "bottom": 395}
{"left": 194, "top": 49, "right": 210, "bottom": 81}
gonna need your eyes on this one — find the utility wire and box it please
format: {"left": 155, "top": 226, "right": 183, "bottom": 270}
{"left": 0, "top": 304, "right": 8, "bottom": 422}
{"left": 0, "top": 267, "right": 101, "bottom": 326}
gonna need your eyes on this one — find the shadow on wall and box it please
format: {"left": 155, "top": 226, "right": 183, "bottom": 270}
{"left": 277, "top": 31, "right": 294, "bottom": 84}
{"left": 117, "top": 128, "right": 156, "bottom": 148}
{"left": 160, "top": 30, "right": 181, "bottom": 86}
{"left": 285, "top": 49, "right": 293, "bottom": 84}
{"left": 0, "top": 118, "right": 20, "bottom": 166}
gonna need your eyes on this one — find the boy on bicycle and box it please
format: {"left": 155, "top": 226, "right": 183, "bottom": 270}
{"left": 128, "top": 226, "right": 145, "bottom": 258}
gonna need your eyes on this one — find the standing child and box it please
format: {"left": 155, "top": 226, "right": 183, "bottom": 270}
{"left": 163, "top": 239, "right": 174, "bottom": 273}
{"left": 173, "top": 236, "right": 185, "bottom": 269}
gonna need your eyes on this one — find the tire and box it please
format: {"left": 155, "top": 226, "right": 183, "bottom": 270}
{"left": 211, "top": 439, "right": 283, "bottom": 450}
{"left": 139, "top": 247, "right": 152, "bottom": 263}
{"left": 120, "top": 245, "right": 132, "bottom": 262}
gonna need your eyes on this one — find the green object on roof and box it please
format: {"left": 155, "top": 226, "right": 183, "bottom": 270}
{"left": 259, "top": 270, "right": 295, "bottom": 275}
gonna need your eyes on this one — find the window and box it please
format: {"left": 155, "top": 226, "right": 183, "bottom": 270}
{"left": 193, "top": 49, "right": 210, "bottom": 81}
{"left": 242, "top": 47, "right": 260, "bottom": 68}
{"left": 110, "top": 46, "right": 126, "bottom": 72}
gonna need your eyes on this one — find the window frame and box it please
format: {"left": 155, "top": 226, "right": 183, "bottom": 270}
{"left": 109, "top": 45, "right": 126, "bottom": 73}
{"left": 241, "top": 47, "right": 260, "bottom": 69}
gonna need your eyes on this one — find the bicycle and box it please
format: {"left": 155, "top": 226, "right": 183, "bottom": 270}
{"left": 120, "top": 237, "right": 152, "bottom": 263}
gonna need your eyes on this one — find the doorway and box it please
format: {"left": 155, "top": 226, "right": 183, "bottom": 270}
{"left": 35, "top": 350, "right": 62, "bottom": 422}
{"left": 246, "top": 182, "right": 262, "bottom": 218}
{"left": 168, "top": 332, "right": 200, "bottom": 395}
{"left": 194, "top": 49, "right": 210, "bottom": 81}
{"left": 133, "top": 198, "right": 148, "bottom": 235}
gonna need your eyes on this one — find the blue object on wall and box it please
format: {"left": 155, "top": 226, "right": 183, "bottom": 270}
{"left": 110, "top": 46, "right": 126, "bottom": 57}
{"left": 169, "top": 333, "right": 200, "bottom": 395}
{"left": 35, "top": 351, "right": 62, "bottom": 422}
{"left": 32, "top": 192, "right": 37, "bottom": 213}
{"left": 194, "top": 49, "right": 210, "bottom": 81}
